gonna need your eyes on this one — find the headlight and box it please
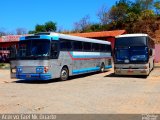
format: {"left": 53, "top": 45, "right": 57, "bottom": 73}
{"left": 36, "top": 66, "right": 49, "bottom": 73}
{"left": 18, "top": 68, "right": 22, "bottom": 71}
{"left": 36, "top": 67, "right": 44, "bottom": 73}
{"left": 17, "top": 67, "right": 22, "bottom": 72}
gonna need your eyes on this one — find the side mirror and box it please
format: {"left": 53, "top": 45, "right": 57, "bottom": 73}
{"left": 51, "top": 42, "right": 58, "bottom": 58}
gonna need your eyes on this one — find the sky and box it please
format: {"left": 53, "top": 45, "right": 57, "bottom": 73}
{"left": 0, "top": 0, "right": 119, "bottom": 33}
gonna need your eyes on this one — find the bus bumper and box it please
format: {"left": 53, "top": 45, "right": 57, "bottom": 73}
{"left": 16, "top": 73, "right": 52, "bottom": 80}
{"left": 114, "top": 64, "right": 150, "bottom": 76}
{"left": 114, "top": 69, "right": 149, "bottom": 75}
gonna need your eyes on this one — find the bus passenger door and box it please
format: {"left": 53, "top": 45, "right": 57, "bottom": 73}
{"left": 51, "top": 41, "right": 59, "bottom": 59}
{"left": 50, "top": 41, "right": 60, "bottom": 78}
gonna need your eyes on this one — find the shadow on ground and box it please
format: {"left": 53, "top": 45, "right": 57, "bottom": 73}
{"left": 104, "top": 73, "right": 148, "bottom": 79}
{"left": 13, "top": 71, "right": 110, "bottom": 84}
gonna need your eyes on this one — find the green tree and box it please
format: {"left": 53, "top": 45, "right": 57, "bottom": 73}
{"left": 89, "top": 24, "right": 103, "bottom": 31}
{"left": 45, "top": 21, "right": 57, "bottom": 32}
{"left": 129, "top": 1, "right": 143, "bottom": 15}
{"left": 141, "top": 9, "right": 155, "bottom": 19}
{"left": 136, "top": 0, "right": 154, "bottom": 10}
{"left": 109, "top": 0, "right": 129, "bottom": 22}
{"left": 28, "top": 21, "right": 57, "bottom": 34}
{"left": 28, "top": 30, "right": 36, "bottom": 34}
{"left": 108, "top": 0, "right": 131, "bottom": 29}
{"left": 35, "top": 24, "right": 46, "bottom": 33}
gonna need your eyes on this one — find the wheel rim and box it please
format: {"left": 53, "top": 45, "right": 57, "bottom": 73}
{"left": 101, "top": 65, "right": 105, "bottom": 72}
{"left": 101, "top": 67, "right": 104, "bottom": 72}
{"left": 61, "top": 69, "right": 68, "bottom": 80}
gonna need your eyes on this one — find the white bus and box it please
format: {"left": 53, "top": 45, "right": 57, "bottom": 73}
{"left": 10, "top": 32, "right": 112, "bottom": 80}
{"left": 114, "top": 34, "right": 155, "bottom": 76}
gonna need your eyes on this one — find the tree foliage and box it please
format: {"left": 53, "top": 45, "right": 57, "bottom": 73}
{"left": 28, "top": 21, "right": 57, "bottom": 34}
{"left": 45, "top": 21, "right": 57, "bottom": 32}
{"left": 72, "top": 0, "right": 159, "bottom": 39}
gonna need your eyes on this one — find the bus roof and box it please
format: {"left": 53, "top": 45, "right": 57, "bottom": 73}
{"left": 24, "top": 32, "right": 111, "bottom": 45}
{"left": 116, "top": 34, "right": 148, "bottom": 38}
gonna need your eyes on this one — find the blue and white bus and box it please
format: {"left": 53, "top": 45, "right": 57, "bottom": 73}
{"left": 10, "top": 32, "right": 112, "bottom": 80}
{"left": 114, "top": 34, "right": 155, "bottom": 76}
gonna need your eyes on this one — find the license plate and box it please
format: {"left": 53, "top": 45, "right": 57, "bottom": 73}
{"left": 124, "top": 59, "right": 129, "bottom": 63}
{"left": 26, "top": 74, "right": 31, "bottom": 78}
{"left": 128, "top": 70, "right": 133, "bottom": 73}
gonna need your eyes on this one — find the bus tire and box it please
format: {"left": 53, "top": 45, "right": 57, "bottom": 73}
{"left": 152, "top": 60, "right": 155, "bottom": 70}
{"left": 60, "top": 67, "right": 69, "bottom": 81}
{"left": 100, "top": 63, "right": 105, "bottom": 72}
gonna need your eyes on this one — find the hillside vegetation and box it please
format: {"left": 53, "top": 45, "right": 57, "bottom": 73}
{"left": 71, "top": 0, "right": 160, "bottom": 43}
{"left": 1, "top": 0, "right": 159, "bottom": 43}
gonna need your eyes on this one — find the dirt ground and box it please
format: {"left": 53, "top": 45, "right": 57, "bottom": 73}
{"left": 0, "top": 64, "right": 160, "bottom": 114}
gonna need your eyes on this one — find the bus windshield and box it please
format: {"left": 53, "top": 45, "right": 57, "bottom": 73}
{"left": 130, "top": 46, "right": 148, "bottom": 62}
{"left": 17, "top": 40, "right": 50, "bottom": 58}
{"left": 115, "top": 37, "right": 147, "bottom": 47}
{"left": 115, "top": 36, "right": 148, "bottom": 63}
{"left": 115, "top": 46, "right": 148, "bottom": 63}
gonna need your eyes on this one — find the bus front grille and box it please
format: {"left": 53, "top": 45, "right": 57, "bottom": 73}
{"left": 22, "top": 66, "right": 36, "bottom": 73}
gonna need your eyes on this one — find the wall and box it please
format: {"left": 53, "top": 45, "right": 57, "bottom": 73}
{"left": 92, "top": 37, "right": 115, "bottom": 50}
{"left": 155, "top": 44, "right": 160, "bottom": 63}
{"left": 106, "top": 37, "right": 115, "bottom": 49}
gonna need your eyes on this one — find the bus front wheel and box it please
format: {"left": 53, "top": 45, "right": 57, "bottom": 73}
{"left": 60, "top": 67, "right": 69, "bottom": 81}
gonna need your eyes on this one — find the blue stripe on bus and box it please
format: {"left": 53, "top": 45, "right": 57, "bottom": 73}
{"left": 40, "top": 35, "right": 52, "bottom": 40}
{"left": 52, "top": 36, "right": 59, "bottom": 40}
{"left": 20, "top": 35, "right": 59, "bottom": 41}
{"left": 72, "top": 65, "right": 112, "bottom": 75}
{"left": 72, "top": 56, "right": 110, "bottom": 58}
{"left": 72, "top": 67, "right": 100, "bottom": 74}
{"left": 105, "top": 65, "right": 112, "bottom": 69}
{"left": 70, "top": 52, "right": 111, "bottom": 59}
{"left": 16, "top": 73, "right": 52, "bottom": 80}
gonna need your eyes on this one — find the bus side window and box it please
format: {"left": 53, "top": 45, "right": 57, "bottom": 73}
{"left": 73, "top": 41, "right": 83, "bottom": 51}
{"left": 100, "top": 44, "right": 106, "bottom": 52}
{"left": 60, "top": 39, "right": 72, "bottom": 51}
{"left": 51, "top": 41, "right": 59, "bottom": 58}
{"left": 92, "top": 43, "right": 100, "bottom": 52}
{"left": 83, "top": 42, "right": 91, "bottom": 51}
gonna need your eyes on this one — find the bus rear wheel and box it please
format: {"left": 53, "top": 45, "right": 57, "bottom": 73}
{"left": 152, "top": 60, "right": 155, "bottom": 70}
{"left": 60, "top": 67, "right": 69, "bottom": 81}
{"left": 100, "top": 63, "right": 105, "bottom": 72}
